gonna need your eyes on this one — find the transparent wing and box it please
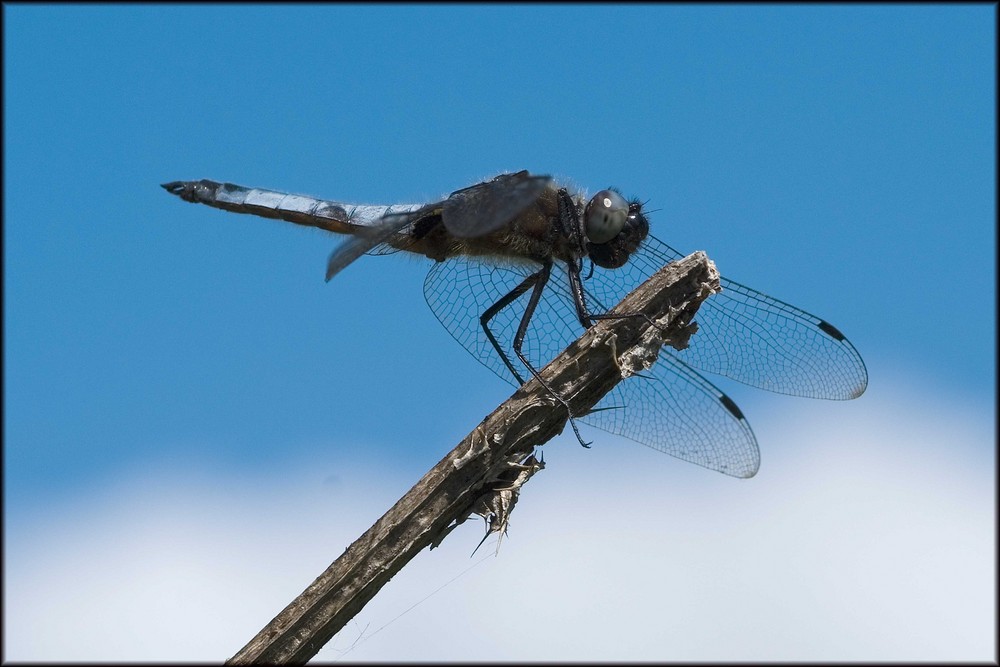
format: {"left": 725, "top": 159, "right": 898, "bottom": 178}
{"left": 581, "top": 236, "right": 869, "bottom": 400}
{"left": 441, "top": 171, "right": 552, "bottom": 238}
{"left": 325, "top": 206, "right": 436, "bottom": 281}
{"left": 364, "top": 170, "right": 552, "bottom": 256}
{"left": 423, "top": 256, "right": 759, "bottom": 477}
{"left": 424, "top": 257, "right": 564, "bottom": 383}
{"left": 584, "top": 353, "right": 759, "bottom": 477}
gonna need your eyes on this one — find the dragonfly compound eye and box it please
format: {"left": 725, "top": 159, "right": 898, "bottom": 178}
{"left": 584, "top": 189, "right": 628, "bottom": 244}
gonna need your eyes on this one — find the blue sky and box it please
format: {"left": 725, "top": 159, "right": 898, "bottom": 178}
{"left": 4, "top": 4, "right": 995, "bottom": 661}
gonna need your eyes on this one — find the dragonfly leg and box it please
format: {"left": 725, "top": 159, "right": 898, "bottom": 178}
{"left": 479, "top": 274, "right": 540, "bottom": 385}
{"left": 555, "top": 188, "right": 650, "bottom": 331}
{"left": 570, "top": 256, "right": 670, "bottom": 340}
{"left": 555, "top": 188, "right": 587, "bottom": 255}
{"left": 554, "top": 188, "right": 667, "bottom": 333}
{"left": 509, "top": 259, "right": 592, "bottom": 449}
{"left": 566, "top": 258, "right": 595, "bottom": 328}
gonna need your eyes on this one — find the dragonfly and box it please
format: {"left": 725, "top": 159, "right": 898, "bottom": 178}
{"left": 162, "top": 171, "right": 868, "bottom": 478}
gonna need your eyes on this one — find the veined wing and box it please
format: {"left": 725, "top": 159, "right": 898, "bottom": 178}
{"left": 441, "top": 171, "right": 552, "bottom": 238}
{"left": 369, "top": 171, "right": 553, "bottom": 257}
{"left": 584, "top": 236, "right": 869, "bottom": 400}
{"left": 587, "top": 352, "right": 759, "bottom": 477}
{"left": 423, "top": 256, "right": 759, "bottom": 477}
{"left": 325, "top": 204, "right": 439, "bottom": 280}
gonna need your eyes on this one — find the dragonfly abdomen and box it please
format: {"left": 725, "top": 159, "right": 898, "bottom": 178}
{"left": 161, "top": 179, "right": 422, "bottom": 236}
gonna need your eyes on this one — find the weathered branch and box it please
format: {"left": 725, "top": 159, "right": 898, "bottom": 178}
{"left": 226, "top": 251, "right": 721, "bottom": 665}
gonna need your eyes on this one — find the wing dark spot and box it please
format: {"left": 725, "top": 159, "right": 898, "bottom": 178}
{"left": 817, "top": 320, "right": 846, "bottom": 341}
{"left": 719, "top": 394, "right": 745, "bottom": 420}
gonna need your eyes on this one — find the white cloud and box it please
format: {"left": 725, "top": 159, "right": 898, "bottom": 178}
{"left": 4, "top": 384, "right": 995, "bottom": 661}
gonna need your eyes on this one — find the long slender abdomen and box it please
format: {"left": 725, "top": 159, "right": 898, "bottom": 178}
{"left": 160, "top": 179, "right": 422, "bottom": 236}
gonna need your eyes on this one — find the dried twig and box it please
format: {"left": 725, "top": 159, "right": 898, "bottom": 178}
{"left": 227, "top": 251, "right": 720, "bottom": 665}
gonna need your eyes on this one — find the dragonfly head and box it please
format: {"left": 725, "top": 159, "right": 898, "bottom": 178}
{"left": 585, "top": 194, "right": 649, "bottom": 269}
